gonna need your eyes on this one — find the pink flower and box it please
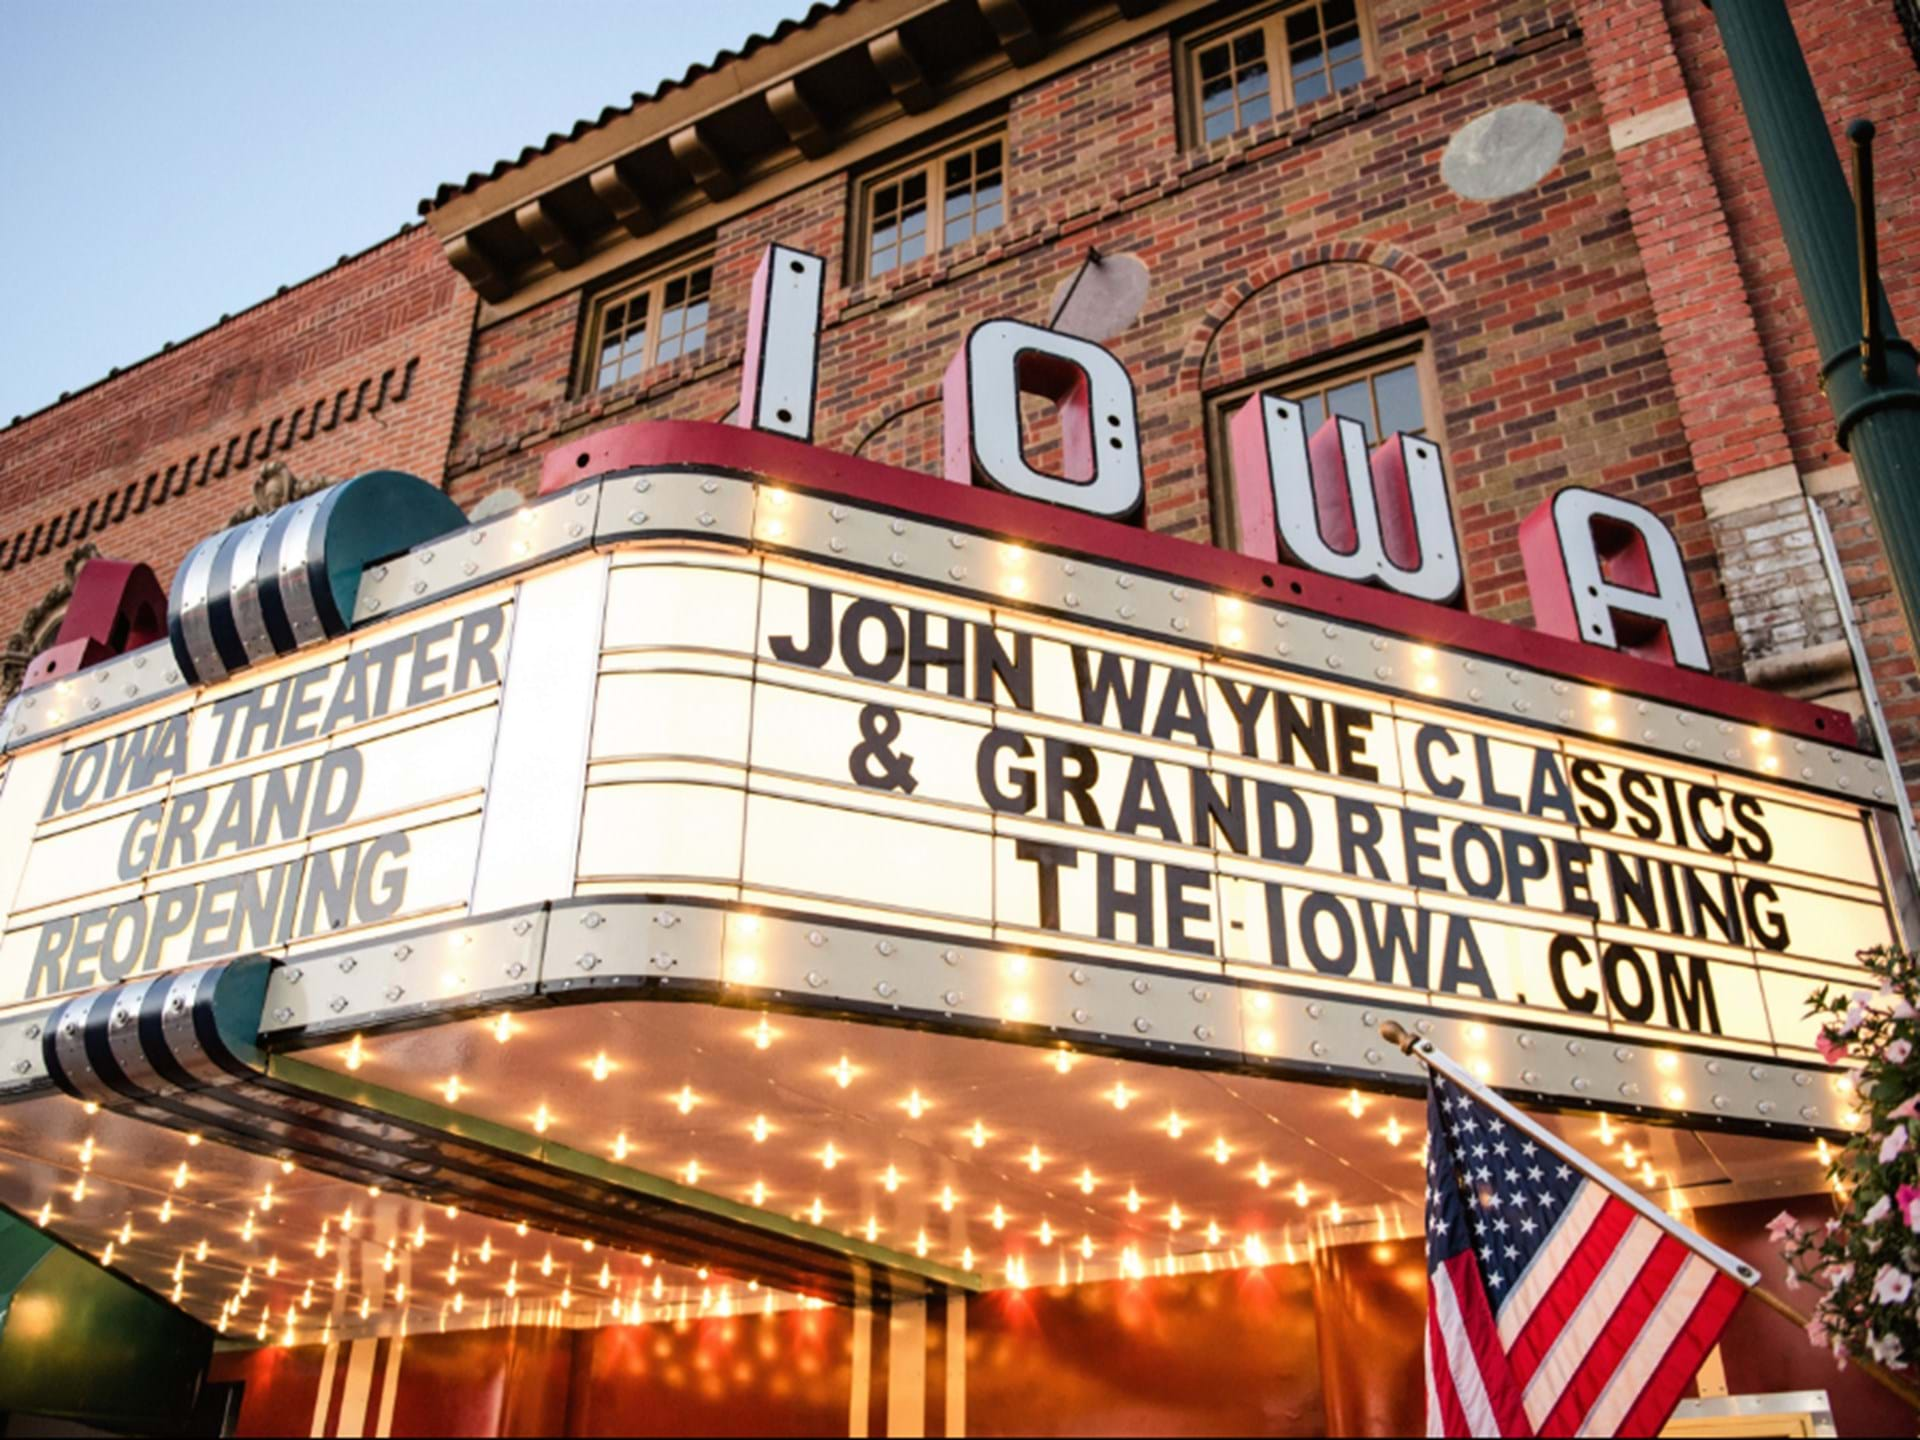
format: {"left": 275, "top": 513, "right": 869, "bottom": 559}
{"left": 1897, "top": 998, "right": 1917, "bottom": 1021}
{"left": 1873, "top": 1265, "right": 1913, "bottom": 1306}
{"left": 1881, "top": 1125, "right": 1911, "bottom": 1165}
{"left": 1892, "top": 1095, "right": 1920, "bottom": 1120}
{"left": 1865, "top": 1194, "right": 1893, "bottom": 1224}
{"left": 1767, "top": 1211, "right": 1802, "bottom": 1242}
{"left": 1825, "top": 1261, "right": 1856, "bottom": 1287}
{"left": 1869, "top": 1329, "right": 1907, "bottom": 1367}
{"left": 1891, "top": 1039, "right": 1914, "bottom": 1065}
{"left": 1817, "top": 1032, "right": 1851, "bottom": 1063}
{"left": 1840, "top": 1000, "right": 1868, "bottom": 1037}
{"left": 1901, "top": 1185, "right": 1920, "bottom": 1231}
{"left": 1808, "top": 1311, "right": 1830, "bottom": 1350}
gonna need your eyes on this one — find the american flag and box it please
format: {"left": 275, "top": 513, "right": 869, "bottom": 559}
{"left": 1424, "top": 1071, "right": 1750, "bottom": 1438}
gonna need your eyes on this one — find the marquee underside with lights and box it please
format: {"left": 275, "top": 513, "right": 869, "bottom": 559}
{"left": 0, "top": 420, "right": 1901, "bottom": 1340}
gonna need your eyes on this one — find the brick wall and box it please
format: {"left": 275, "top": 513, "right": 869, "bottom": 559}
{"left": 0, "top": 227, "right": 473, "bottom": 681}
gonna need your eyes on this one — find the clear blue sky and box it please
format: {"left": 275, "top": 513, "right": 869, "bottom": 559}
{"left": 0, "top": 0, "right": 811, "bottom": 425}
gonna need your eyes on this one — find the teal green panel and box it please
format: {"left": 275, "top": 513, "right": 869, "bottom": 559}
{"left": 0, "top": 1221, "right": 211, "bottom": 1427}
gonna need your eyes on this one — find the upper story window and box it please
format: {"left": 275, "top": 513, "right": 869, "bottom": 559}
{"left": 860, "top": 130, "right": 1006, "bottom": 280}
{"left": 583, "top": 259, "right": 713, "bottom": 392}
{"left": 1187, "top": 0, "right": 1369, "bottom": 144}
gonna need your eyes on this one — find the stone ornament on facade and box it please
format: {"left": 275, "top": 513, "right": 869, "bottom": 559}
{"left": 0, "top": 543, "right": 99, "bottom": 700}
{"left": 225, "top": 459, "right": 332, "bottom": 527}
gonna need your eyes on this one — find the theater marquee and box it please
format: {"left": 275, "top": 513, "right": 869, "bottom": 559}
{"left": 0, "top": 423, "right": 1900, "bottom": 1138}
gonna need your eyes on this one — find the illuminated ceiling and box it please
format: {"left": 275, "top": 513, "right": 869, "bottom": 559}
{"left": 0, "top": 995, "right": 1833, "bottom": 1346}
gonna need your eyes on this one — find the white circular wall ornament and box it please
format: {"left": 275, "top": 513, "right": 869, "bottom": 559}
{"left": 1440, "top": 103, "right": 1567, "bottom": 201}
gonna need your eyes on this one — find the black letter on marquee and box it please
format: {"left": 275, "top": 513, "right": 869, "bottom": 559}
{"left": 768, "top": 586, "right": 834, "bottom": 668}
{"left": 1015, "top": 840, "right": 1079, "bottom": 931}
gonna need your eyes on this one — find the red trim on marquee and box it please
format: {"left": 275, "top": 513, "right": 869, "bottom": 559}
{"left": 539, "top": 420, "right": 1858, "bottom": 749}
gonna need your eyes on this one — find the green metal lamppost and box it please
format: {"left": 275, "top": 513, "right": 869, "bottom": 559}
{"left": 1708, "top": 0, "right": 1920, "bottom": 647}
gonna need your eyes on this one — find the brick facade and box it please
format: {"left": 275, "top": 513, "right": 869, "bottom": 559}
{"left": 3, "top": 0, "right": 1918, "bottom": 793}
{"left": 0, "top": 228, "right": 472, "bottom": 689}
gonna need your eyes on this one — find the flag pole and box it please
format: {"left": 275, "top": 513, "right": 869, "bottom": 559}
{"left": 1380, "top": 1020, "right": 1920, "bottom": 1414}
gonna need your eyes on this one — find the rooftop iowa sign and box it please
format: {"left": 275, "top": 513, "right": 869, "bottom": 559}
{"left": 0, "top": 244, "right": 1902, "bottom": 1120}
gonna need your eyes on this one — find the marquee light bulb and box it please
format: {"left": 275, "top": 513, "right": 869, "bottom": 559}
{"left": 540, "top": 1251, "right": 554, "bottom": 1278}
{"left": 962, "top": 1247, "right": 975, "bottom": 1272}
{"left": 1166, "top": 1112, "right": 1186, "bottom": 1139}
{"left": 534, "top": 1104, "right": 552, "bottom": 1134}
{"left": 478, "top": 1237, "right": 491, "bottom": 1263}
{"left": 1641, "top": 1162, "right": 1657, "bottom": 1187}
{"left": 1206, "top": 1220, "right": 1222, "bottom": 1247}
{"left": 1255, "top": 1161, "right": 1273, "bottom": 1189}
{"left": 1039, "top": 1220, "right": 1054, "bottom": 1246}
{"left": 1168, "top": 1205, "right": 1184, "bottom": 1232}
{"left": 1294, "top": 1181, "right": 1309, "bottom": 1208}
{"left": 1080, "top": 1235, "right": 1094, "bottom": 1260}
{"left": 915, "top": 1231, "right": 930, "bottom": 1258}
{"left": 883, "top": 1166, "right": 902, "bottom": 1194}
{"left": 72, "top": 1178, "right": 87, "bottom": 1202}
{"left": 1053, "top": 1048, "right": 1074, "bottom": 1075}
{"left": 991, "top": 1204, "right": 1008, "bottom": 1231}
{"left": 864, "top": 1217, "right": 880, "bottom": 1242}
{"left": 1110, "top": 1084, "right": 1132, "bottom": 1111}
{"left": 1212, "top": 1137, "right": 1231, "bottom": 1165}
{"left": 1346, "top": 1089, "right": 1364, "bottom": 1119}
{"left": 809, "top": 1198, "right": 825, "bottom": 1225}
{"left": 1386, "top": 1117, "right": 1404, "bottom": 1147}
{"left": 1125, "top": 1187, "right": 1142, "bottom": 1214}
{"left": 752, "top": 1019, "right": 773, "bottom": 1051}
{"left": 279, "top": 1158, "right": 292, "bottom": 1174}
{"left": 443, "top": 1076, "right": 463, "bottom": 1104}
{"left": 1078, "top": 1168, "right": 1095, "bottom": 1196}
{"left": 1599, "top": 1115, "right": 1615, "bottom": 1145}
{"left": 833, "top": 1056, "right": 854, "bottom": 1089}
{"left": 674, "top": 1085, "right": 697, "bottom": 1115}
{"left": 598, "top": 1262, "right": 612, "bottom": 1290}
{"left": 751, "top": 1115, "right": 770, "bottom": 1144}
{"left": 1246, "top": 1234, "right": 1270, "bottom": 1266}
{"left": 1025, "top": 1145, "right": 1044, "bottom": 1173}
{"left": 79, "top": 1136, "right": 94, "bottom": 1166}
{"left": 195, "top": 1238, "right": 208, "bottom": 1262}
{"left": 751, "top": 1180, "right": 767, "bottom": 1206}
{"left": 35, "top": 1201, "right": 50, "bottom": 1227}
{"left": 904, "top": 1089, "right": 928, "bottom": 1119}
{"left": 970, "top": 1120, "right": 987, "bottom": 1149}
{"left": 345, "top": 1035, "right": 365, "bottom": 1071}
{"left": 821, "top": 1142, "right": 839, "bottom": 1170}
{"left": 591, "top": 1052, "right": 611, "bottom": 1081}
{"left": 173, "top": 1162, "right": 189, "bottom": 1190}
{"left": 413, "top": 1224, "right": 427, "bottom": 1249}
{"left": 159, "top": 1198, "right": 173, "bottom": 1224}
{"left": 1329, "top": 1201, "right": 1344, "bottom": 1225}
{"left": 613, "top": 1132, "right": 631, "bottom": 1162}
{"left": 939, "top": 1186, "right": 957, "bottom": 1213}
{"left": 684, "top": 1160, "right": 702, "bottom": 1186}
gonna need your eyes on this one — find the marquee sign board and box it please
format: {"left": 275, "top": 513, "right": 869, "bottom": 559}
{"left": 0, "top": 423, "right": 1900, "bottom": 1138}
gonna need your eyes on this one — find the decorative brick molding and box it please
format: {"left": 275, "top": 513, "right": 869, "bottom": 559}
{"left": 0, "top": 543, "right": 98, "bottom": 700}
{"left": 0, "top": 359, "right": 418, "bottom": 575}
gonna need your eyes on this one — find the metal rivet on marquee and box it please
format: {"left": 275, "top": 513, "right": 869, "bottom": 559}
{"left": 1194, "top": 987, "right": 1212, "bottom": 1003}
{"left": 1613, "top": 1046, "right": 1633, "bottom": 1062}
{"left": 829, "top": 538, "right": 846, "bottom": 553}
{"left": 23, "top": 1025, "right": 38, "bottom": 1040}
{"left": 1566, "top": 1039, "right": 1584, "bottom": 1056}
{"left": 830, "top": 506, "right": 847, "bottom": 521}
{"left": 698, "top": 512, "right": 715, "bottom": 526}
{"left": 61, "top": 1018, "right": 78, "bottom": 1037}
{"left": 385, "top": 986, "right": 405, "bottom": 1002}
{"left": 1119, "top": 604, "right": 1136, "bottom": 620}
{"left": 1276, "top": 642, "right": 1291, "bottom": 657}
{"left": 1370, "top": 636, "right": 1387, "bottom": 652}
{"left": 1072, "top": 1008, "right": 1091, "bottom": 1024}
{"left": 87, "top": 698, "right": 100, "bottom": 712}
{"left": 654, "top": 912, "right": 680, "bottom": 928}
{"left": 412, "top": 581, "right": 428, "bottom": 595}
{"left": 329, "top": 997, "right": 349, "bottom": 1014}
{"left": 1756, "top": 1100, "right": 1777, "bottom": 1116}
{"left": 891, "top": 552, "right": 907, "bottom": 568}
{"left": 1571, "top": 1076, "right": 1590, "bottom": 1092}
{"left": 1641, "top": 730, "right": 1656, "bottom": 742}
{"left": 580, "top": 912, "right": 604, "bottom": 930}
{"left": 1321, "top": 624, "right": 1339, "bottom": 639}
{"left": 1171, "top": 586, "right": 1186, "bottom": 601}
{"left": 700, "top": 479, "right": 719, "bottom": 494}
{"left": 950, "top": 566, "right": 967, "bottom": 581}
{"left": 1416, "top": 1019, "right": 1434, "bottom": 1034}
{"left": 807, "top": 971, "right": 828, "bottom": 988}
{"left": 285, "top": 969, "right": 304, "bottom": 984}
{"left": 1306, "top": 1003, "right": 1324, "bottom": 1020}
{"left": 1065, "top": 592, "right": 1081, "bottom": 607}
{"left": 463, "top": 561, "right": 478, "bottom": 576}
{"left": 1116, "top": 575, "right": 1132, "bottom": 590}
{"left": 1801, "top": 767, "right": 1815, "bottom": 779}
{"left": 876, "top": 941, "right": 895, "bottom": 957}
{"left": 1310, "top": 1041, "right": 1328, "bottom": 1057}
{"left": 111, "top": 1009, "right": 131, "bottom": 1031}
{"left": 366, "top": 598, "right": 384, "bottom": 614}
{"left": 1172, "top": 617, "right": 1189, "bottom": 632}
{"left": 125, "top": 685, "right": 138, "bottom": 699}
{"left": 1131, "top": 978, "right": 1150, "bottom": 995}
{"left": 1749, "top": 1065, "right": 1770, "bottom": 1082}
{"left": 1327, "top": 655, "right": 1343, "bottom": 669}
{"left": 949, "top": 535, "right": 966, "bottom": 549}
{"left": 1801, "top": 1105, "right": 1821, "bottom": 1122}
{"left": 944, "top": 990, "right": 962, "bottom": 1007}
{"left": 634, "top": 478, "right": 652, "bottom": 492}
{"left": 1134, "top": 1018, "right": 1153, "bottom": 1034}
{"left": 876, "top": 982, "right": 896, "bottom": 999}
{"left": 1376, "top": 667, "right": 1391, "bottom": 680}
{"left": 420, "top": 549, "right": 437, "bottom": 566}
{"left": 1462, "top": 660, "right": 1478, "bottom": 673}
{"left": 1793, "top": 1072, "right": 1812, "bottom": 1087}
{"left": 1512, "top": 700, "right": 1529, "bottom": 714}
{"left": 393, "top": 944, "right": 412, "bottom": 960}
{"left": 1070, "top": 968, "right": 1088, "bottom": 985}
{"left": 1712, "top": 1094, "right": 1730, "bottom": 1110}
{"left": 1273, "top": 612, "right": 1288, "bottom": 627}
{"left": 1469, "top": 688, "right": 1484, "bottom": 702}
{"left": 1551, "top": 682, "right": 1568, "bottom": 695}
{"left": 166, "top": 670, "right": 179, "bottom": 682}
{"left": 273, "top": 1007, "right": 294, "bottom": 1023}
{"left": 512, "top": 918, "right": 532, "bottom": 936}
{"left": 568, "top": 524, "right": 584, "bottom": 539}
{"left": 1619, "top": 1082, "right": 1640, "bottom": 1098}
{"left": 1685, "top": 740, "right": 1700, "bottom": 753}
{"left": 1839, "top": 775, "right": 1853, "bottom": 788}
{"left": 649, "top": 953, "right": 677, "bottom": 971}
{"left": 576, "top": 954, "right": 602, "bottom": 971}
{"left": 11, "top": 1060, "right": 28, "bottom": 1077}
{"left": 507, "top": 962, "right": 526, "bottom": 979}
{"left": 339, "top": 957, "right": 357, "bottom": 974}
{"left": 1877, "top": 787, "right": 1889, "bottom": 798}
{"left": 1364, "top": 1048, "right": 1382, "bottom": 1065}
{"left": 890, "top": 520, "right": 907, "bottom": 536}
{"left": 1195, "top": 1024, "right": 1215, "bottom": 1042}
{"left": 807, "top": 930, "right": 827, "bottom": 947}
{"left": 575, "top": 490, "right": 592, "bottom": 506}
{"left": 942, "top": 949, "right": 960, "bottom": 966}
